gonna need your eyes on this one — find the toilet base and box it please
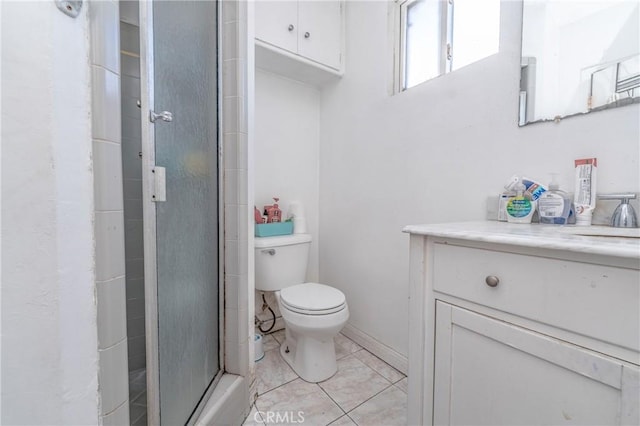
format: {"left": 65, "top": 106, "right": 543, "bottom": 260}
{"left": 274, "top": 291, "right": 349, "bottom": 383}
{"left": 280, "top": 331, "right": 338, "bottom": 383}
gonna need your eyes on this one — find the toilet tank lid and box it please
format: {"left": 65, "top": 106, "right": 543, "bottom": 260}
{"left": 254, "top": 233, "right": 311, "bottom": 248}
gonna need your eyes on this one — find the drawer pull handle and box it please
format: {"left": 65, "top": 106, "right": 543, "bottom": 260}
{"left": 485, "top": 276, "right": 500, "bottom": 287}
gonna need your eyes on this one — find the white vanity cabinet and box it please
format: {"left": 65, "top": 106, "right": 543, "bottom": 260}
{"left": 254, "top": 0, "right": 344, "bottom": 84}
{"left": 405, "top": 222, "right": 640, "bottom": 426}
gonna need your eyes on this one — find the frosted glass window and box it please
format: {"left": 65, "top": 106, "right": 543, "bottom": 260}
{"left": 451, "top": 0, "right": 500, "bottom": 71}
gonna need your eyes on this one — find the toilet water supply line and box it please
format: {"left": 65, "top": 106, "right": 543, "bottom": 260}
{"left": 255, "top": 293, "right": 276, "bottom": 333}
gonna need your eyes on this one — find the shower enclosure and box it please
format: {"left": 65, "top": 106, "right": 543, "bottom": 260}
{"left": 121, "top": 1, "right": 221, "bottom": 424}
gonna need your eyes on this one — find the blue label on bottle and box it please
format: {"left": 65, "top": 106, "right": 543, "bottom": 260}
{"left": 524, "top": 182, "right": 546, "bottom": 201}
{"left": 506, "top": 197, "right": 532, "bottom": 218}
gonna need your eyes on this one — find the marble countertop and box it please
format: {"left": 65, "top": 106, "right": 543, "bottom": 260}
{"left": 403, "top": 221, "right": 640, "bottom": 260}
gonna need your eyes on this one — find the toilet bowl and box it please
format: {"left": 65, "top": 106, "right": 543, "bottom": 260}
{"left": 254, "top": 234, "right": 349, "bottom": 382}
{"left": 276, "top": 283, "right": 349, "bottom": 382}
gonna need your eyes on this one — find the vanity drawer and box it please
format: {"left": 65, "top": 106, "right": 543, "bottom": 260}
{"left": 432, "top": 242, "right": 640, "bottom": 353}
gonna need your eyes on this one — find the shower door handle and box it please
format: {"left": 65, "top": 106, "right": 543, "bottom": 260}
{"left": 150, "top": 110, "right": 173, "bottom": 123}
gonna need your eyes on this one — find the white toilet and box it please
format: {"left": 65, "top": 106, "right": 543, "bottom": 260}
{"left": 255, "top": 233, "right": 349, "bottom": 382}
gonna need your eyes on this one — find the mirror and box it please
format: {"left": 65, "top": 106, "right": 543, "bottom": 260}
{"left": 519, "top": 0, "right": 639, "bottom": 126}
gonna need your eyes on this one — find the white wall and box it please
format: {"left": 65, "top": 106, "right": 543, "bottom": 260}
{"left": 1, "top": 2, "right": 100, "bottom": 424}
{"left": 254, "top": 69, "right": 321, "bottom": 282}
{"left": 318, "top": 0, "right": 640, "bottom": 359}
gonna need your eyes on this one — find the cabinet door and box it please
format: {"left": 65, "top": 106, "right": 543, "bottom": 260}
{"left": 433, "top": 302, "right": 639, "bottom": 425}
{"left": 255, "top": 0, "right": 298, "bottom": 54}
{"left": 297, "top": 0, "right": 342, "bottom": 69}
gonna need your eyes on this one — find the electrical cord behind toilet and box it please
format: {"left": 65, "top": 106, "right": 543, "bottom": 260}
{"left": 256, "top": 293, "right": 276, "bottom": 333}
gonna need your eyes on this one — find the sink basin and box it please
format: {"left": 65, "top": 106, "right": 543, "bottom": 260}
{"left": 556, "top": 226, "right": 640, "bottom": 238}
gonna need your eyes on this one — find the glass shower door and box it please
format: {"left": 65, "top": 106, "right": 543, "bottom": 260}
{"left": 147, "top": 1, "right": 219, "bottom": 424}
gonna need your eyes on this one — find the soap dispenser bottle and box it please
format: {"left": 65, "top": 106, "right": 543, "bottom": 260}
{"left": 506, "top": 178, "right": 535, "bottom": 224}
{"left": 266, "top": 197, "right": 282, "bottom": 223}
{"left": 538, "top": 173, "right": 572, "bottom": 225}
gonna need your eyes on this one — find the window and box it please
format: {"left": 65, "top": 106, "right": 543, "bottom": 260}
{"left": 399, "top": 0, "right": 501, "bottom": 91}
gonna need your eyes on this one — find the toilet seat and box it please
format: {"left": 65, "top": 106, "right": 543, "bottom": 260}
{"left": 280, "top": 282, "right": 347, "bottom": 316}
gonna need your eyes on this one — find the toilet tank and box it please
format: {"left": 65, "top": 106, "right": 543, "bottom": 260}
{"left": 254, "top": 233, "right": 311, "bottom": 292}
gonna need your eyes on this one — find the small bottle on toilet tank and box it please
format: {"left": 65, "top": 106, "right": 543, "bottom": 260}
{"left": 265, "top": 197, "right": 282, "bottom": 223}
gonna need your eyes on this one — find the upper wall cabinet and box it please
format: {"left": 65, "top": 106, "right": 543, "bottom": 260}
{"left": 255, "top": 0, "right": 344, "bottom": 85}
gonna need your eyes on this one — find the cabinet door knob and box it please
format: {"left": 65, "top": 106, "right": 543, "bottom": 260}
{"left": 304, "top": 31, "right": 310, "bottom": 39}
{"left": 288, "top": 24, "right": 294, "bottom": 32}
{"left": 485, "top": 276, "right": 500, "bottom": 287}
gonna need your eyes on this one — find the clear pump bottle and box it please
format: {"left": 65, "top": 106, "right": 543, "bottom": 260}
{"left": 538, "top": 173, "right": 572, "bottom": 225}
{"left": 506, "top": 178, "right": 535, "bottom": 224}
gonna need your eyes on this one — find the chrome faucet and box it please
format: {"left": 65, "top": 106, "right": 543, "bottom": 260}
{"left": 598, "top": 194, "right": 638, "bottom": 228}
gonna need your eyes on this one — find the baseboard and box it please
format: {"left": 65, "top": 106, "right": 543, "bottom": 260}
{"left": 341, "top": 323, "right": 408, "bottom": 375}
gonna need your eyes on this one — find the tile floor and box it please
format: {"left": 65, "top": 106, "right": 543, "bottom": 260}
{"left": 245, "top": 330, "right": 408, "bottom": 426}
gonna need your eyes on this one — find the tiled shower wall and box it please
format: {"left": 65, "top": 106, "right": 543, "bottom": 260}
{"left": 119, "top": 0, "right": 146, "bottom": 375}
{"left": 222, "top": 0, "right": 254, "bottom": 381}
{"left": 89, "top": 0, "right": 130, "bottom": 424}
